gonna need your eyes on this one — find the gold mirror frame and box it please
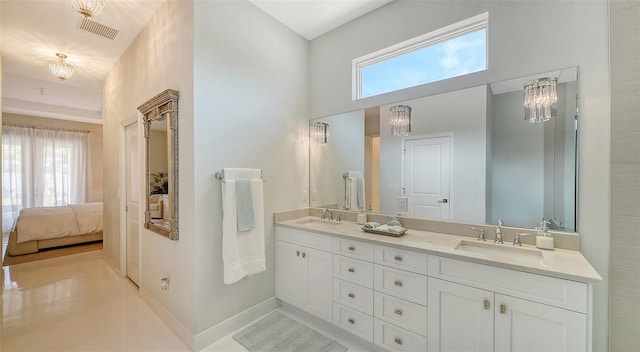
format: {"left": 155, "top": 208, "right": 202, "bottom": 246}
{"left": 138, "top": 89, "right": 179, "bottom": 240}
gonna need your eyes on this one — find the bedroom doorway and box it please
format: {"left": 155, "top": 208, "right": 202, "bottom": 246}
{"left": 125, "top": 122, "right": 141, "bottom": 285}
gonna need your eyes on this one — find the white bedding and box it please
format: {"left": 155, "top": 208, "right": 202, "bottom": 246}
{"left": 15, "top": 202, "right": 103, "bottom": 243}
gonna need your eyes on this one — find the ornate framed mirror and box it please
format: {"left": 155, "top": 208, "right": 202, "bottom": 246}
{"left": 138, "top": 89, "right": 179, "bottom": 240}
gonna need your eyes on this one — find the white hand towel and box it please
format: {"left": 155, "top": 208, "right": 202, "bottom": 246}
{"left": 222, "top": 168, "right": 265, "bottom": 285}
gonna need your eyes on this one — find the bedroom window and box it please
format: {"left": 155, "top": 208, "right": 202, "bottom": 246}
{"left": 353, "top": 12, "right": 488, "bottom": 99}
{"left": 2, "top": 125, "right": 90, "bottom": 232}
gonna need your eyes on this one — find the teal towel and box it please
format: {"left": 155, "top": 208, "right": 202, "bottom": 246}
{"left": 236, "top": 179, "right": 255, "bottom": 232}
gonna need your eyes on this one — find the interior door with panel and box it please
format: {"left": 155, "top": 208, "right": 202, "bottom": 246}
{"left": 125, "top": 122, "right": 141, "bottom": 285}
{"left": 494, "top": 294, "right": 587, "bottom": 352}
{"left": 403, "top": 136, "right": 451, "bottom": 219}
{"left": 428, "top": 277, "right": 494, "bottom": 351}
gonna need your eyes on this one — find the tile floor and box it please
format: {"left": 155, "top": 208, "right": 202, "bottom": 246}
{"left": 2, "top": 250, "right": 372, "bottom": 351}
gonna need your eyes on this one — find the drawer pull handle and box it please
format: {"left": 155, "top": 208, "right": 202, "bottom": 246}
{"left": 394, "top": 338, "right": 402, "bottom": 345}
{"left": 296, "top": 251, "right": 300, "bottom": 257}
{"left": 348, "top": 268, "right": 355, "bottom": 273}
{"left": 500, "top": 304, "right": 506, "bottom": 314}
{"left": 348, "top": 246, "right": 355, "bottom": 251}
{"left": 394, "top": 280, "right": 403, "bottom": 287}
{"left": 394, "top": 308, "right": 403, "bottom": 316}
{"left": 348, "top": 318, "right": 355, "bottom": 324}
{"left": 394, "top": 255, "right": 403, "bottom": 261}
{"left": 484, "top": 299, "right": 490, "bottom": 310}
{"left": 348, "top": 293, "right": 355, "bottom": 298}
{"left": 302, "top": 252, "right": 306, "bottom": 258}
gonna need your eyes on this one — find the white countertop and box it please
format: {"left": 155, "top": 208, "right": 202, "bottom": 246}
{"left": 276, "top": 216, "right": 602, "bottom": 283}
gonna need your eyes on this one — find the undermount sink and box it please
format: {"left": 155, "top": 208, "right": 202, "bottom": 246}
{"left": 296, "top": 218, "right": 343, "bottom": 229}
{"left": 454, "top": 240, "right": 546, "bottom": 266}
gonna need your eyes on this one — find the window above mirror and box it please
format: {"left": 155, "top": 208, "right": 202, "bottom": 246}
{"left": 353, "top": 12, "right": 488, "bottom": 100}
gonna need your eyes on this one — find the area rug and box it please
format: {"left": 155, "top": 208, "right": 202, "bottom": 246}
{"left": 233, "top": 311, "right": 347, "bottom": 352}
{"left": 3, "top": 241, "right": 102, "bottom": 266}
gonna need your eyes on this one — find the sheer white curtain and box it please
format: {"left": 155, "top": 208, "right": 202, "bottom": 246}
{"left": 2, "top": 125, "right": 91, "bottom": 232}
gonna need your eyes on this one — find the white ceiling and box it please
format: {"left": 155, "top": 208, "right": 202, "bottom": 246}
{"left": 248, "top": 0, "right": 393, "bottom": 40}
{"left": 1, "top": 0, "right": 393, "bottom": 123}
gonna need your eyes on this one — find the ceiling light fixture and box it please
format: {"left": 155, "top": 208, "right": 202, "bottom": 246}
{"left": 523, "top": 77, "right": 558, "bottom": 123}
{"left": 390, "top": 105, "right": 412, "bottom": 136}
{"left": 70, "top": 0, "right": 106, "bottom": 18}
{"left": 49, "top": 53, "right": 75, "bottom": 81}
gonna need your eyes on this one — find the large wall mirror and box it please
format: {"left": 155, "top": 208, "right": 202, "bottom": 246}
{"left": 310, "top": 67, "right": 578, "bottom": 232}
{"left": 138, "top": 89, "right": 179, "bottom": 240}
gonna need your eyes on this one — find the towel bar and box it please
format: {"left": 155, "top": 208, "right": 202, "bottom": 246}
{"left": 215, "top": 169, "right": 265, "bottom": 182}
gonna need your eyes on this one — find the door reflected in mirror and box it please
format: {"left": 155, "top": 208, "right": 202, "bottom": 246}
{"left": 310, "top": 67, "right": 578, "bottom": 232}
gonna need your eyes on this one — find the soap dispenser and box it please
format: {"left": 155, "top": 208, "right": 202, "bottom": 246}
{"left": 535, "top": 218, "right": 553, "bottom": 250}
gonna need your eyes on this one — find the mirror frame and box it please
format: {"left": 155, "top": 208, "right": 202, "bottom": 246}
{"left": 138, "top": 89, "right": 179, "bottom": 240}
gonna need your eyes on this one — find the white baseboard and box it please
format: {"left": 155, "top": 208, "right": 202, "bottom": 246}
{"left": 194, "top": 297, "right": 280, "bottom": 351}
{"left": 140, "top": 287, "right": 195, "bottom": 350}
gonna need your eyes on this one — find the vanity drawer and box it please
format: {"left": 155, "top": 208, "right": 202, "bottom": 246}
{"left": 374, "top": 265, "right": 427, "bottom": 306}
{"left": 374, "top": 319, "right": 428, "bottom": 352}
{"left": 427, "top": 255, "right": 588, "bottom": 313}
{"left": 333, "top": 303, "right": 374, "bottom": 342}
{"left": 275, "top": 226, "right": 333, "bottom": 252}
{"left": 374, "top": 245, "right": 428, "bottom": 275}
{"left": 334, "top": 255, "right": 374, "bottom": 288}
{"left": 333, "top": 237, "right": 374, "bottom": 262}
{"left": 333, "top": 278, "right": 374, "bottom": 315}
{"left": 374, "top": 292, "right": 427, "bottom": 336}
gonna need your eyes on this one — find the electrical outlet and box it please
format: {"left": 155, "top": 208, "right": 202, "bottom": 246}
{"left": 311, "top": 190, "right": 317, "bottom": 201}
{"left": 302, "top": 190, "right": 308, "bottom": 202}
{"left": 161, "top": 277, "right": 170, "bottom": 291}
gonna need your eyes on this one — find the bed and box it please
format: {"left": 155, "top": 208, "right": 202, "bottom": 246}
{"left": 7, "top": 202, "right": 103, "bottom": 256}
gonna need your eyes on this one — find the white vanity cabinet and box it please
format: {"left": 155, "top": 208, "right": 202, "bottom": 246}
{"left": 275, "top": 227, "right": 333, "bottom": 323}
{"left": 428, "top": 255, "right": 588, "bottom": 352}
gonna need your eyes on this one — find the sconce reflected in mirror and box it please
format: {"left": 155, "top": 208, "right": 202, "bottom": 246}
{"left": 524, "top": 77, "right": 558, "bottom": 123}
{"left": 312, "top": 122, "right": 329, "bottom": 144}
{"left": 390, "top": 104, "right": 412, "bottom": 136}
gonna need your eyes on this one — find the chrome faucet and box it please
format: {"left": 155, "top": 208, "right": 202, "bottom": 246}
{"left": 321, "top": 208, "right": 333, "bottom": 221}
{"left": 513, "top": 232, "right": 531, "bottom": 246}
{"left": 471, "top": 227, "right": 486, "bottom": 241}
{"left": 495, "top": 218, "right": 504, "bottom": 244}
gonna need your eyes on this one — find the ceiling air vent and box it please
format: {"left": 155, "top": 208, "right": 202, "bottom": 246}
{"left": 79, "top": 18, "right": 120, "bottom": 40}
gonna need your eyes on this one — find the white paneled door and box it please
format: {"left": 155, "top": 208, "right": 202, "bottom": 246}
{"left": 125, "top": 122, "right": 141, "bottom": 286}
{"left": 403, "top": 136, "right": 451, "bottom": 219}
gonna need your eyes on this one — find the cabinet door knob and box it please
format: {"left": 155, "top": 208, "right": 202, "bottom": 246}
{"left": 348, "top": 293, "right": 355, "bottom": 299}
{"left": 348, "top": 318, "right": 355, "bottom": 324}
{"left": 348, "top": 268, "right": 355, "bottom": 273}
{"left": 394, "top": 255, "right": 403, "bottom": 261}
{"left": 394, "top": 280, "right": 403, "bottom": 287}
{"left": 500, "top": 304, "right": 507, "bottom": 314}
{"left": 394, "top": 308, "right": 403, "bottom": 316}
{"left": 484, "top": 299, "right": 490, "bottom": 310}
{"left": 348, "top": 246, "right": 355, "bottom": 251}
{"left": 302, "top": 252, "right": 306, "bottom": 258}
{"left": 394, "top": 338, "right": 403, "bottom": 345}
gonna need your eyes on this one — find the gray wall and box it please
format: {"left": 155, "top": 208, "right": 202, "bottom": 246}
{"left": 609, "top": 0, "right": 640, "bottom": 350}
{"left": 192, "top": 0, "right": 310, "bottom": 336}
{"left": 309, "top": 1, "right": 610, "bottom": 348}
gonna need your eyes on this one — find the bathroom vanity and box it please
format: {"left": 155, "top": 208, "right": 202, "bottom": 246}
{"left": 274, "top": 210, "right": 601, "bottom": 352}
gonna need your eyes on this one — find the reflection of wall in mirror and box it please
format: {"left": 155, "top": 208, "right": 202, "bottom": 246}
{"left": 490, "top": 82, "right": 577, "bottom": 230}
{"left": 379, "top": 85, "right": 488, "bottom": 223}
{"left": 149, "top": 130, "right": 168, "bottom": 195}
{"left": 309, "top": 111, "right": 365, "bottom": 208}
